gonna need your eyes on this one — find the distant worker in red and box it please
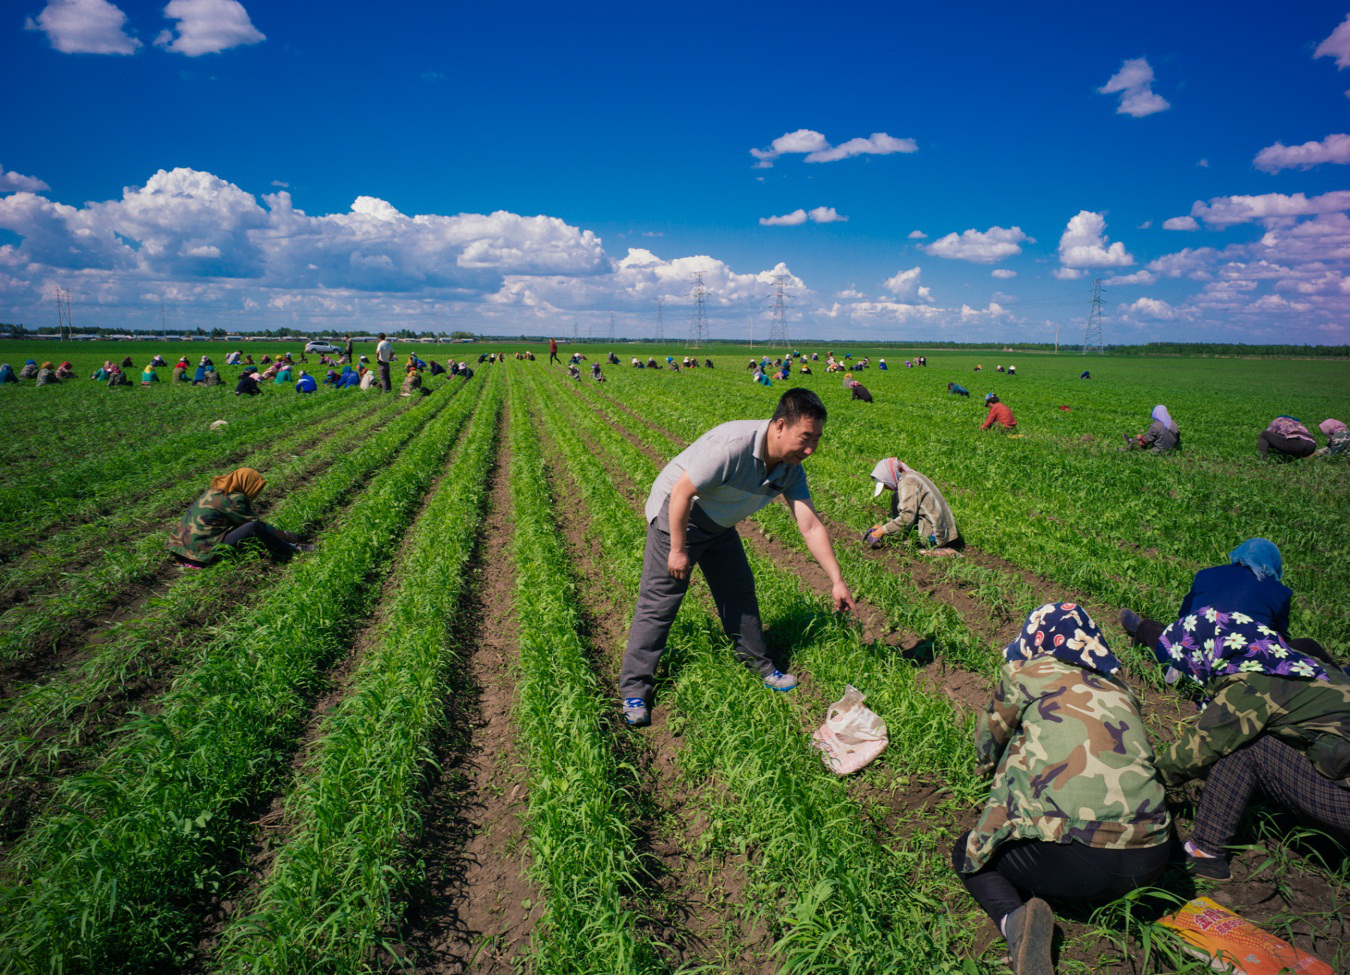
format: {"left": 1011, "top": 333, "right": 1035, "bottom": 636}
{"left": 549, "top": 336, "right": 560, "bottom": 365}
{"left": 980, "top": 393, "right": 1017, "bottom": 431}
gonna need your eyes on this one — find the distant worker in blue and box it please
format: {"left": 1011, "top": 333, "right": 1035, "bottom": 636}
{"left": 879, "top": 359, "right": 888, "bottom": 371}
{"left": 295, "top": 371, "right": 318, "bottom": 393}
{"left": 948, "top": 382, "right": 970, "bottom": 397}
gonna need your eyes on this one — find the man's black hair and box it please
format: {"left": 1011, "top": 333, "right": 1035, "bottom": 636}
{"left": 378, "top": 332, "right": 387, "bottom": 340}
{"left": 772, "top": 387, "right": 827, "bottom": 426}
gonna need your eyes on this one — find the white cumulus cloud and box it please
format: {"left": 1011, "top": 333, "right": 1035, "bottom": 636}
{"left": 0, "top": 166, "right": 50, "bottom": 193}
{"left": 923, "top": 226, "right": 1030, "bottom": 263}
{"left": 1254, "top": 133, "right": 1350, "bottom": 173}
{"left": 991, "top": 268, "right": 1017, "bottom": 279}
{"left": 883, "top": 266, "right": 923, "bottom": 297}
{"left": 749, "top": 129, "right": 916, "bottom": 167}
{"left": 1163, "top": 216, "right": 1199, "bottom": 231}
{"left": 907, "top": 230, "right": 927, "bottom": 239}
{"left": 1058, "top": 210, "right": 1135, "bottom": 268}
{"left": 1098, "top": 57, "right": 1170, "bottom": 117}
{"left": 1315, "top": 14, "right": 1350, "bottom": 68}
{"left": 155, "top": 0, "right": 264, "bottom": 56}
{"left": 759, "top": 210, "right": 807, "bottom": 227}
{"left": 1104, "top": 269, "right": 1158, "bottom": 285}
{"left": 1121, "top": 297, "right": 1177, "bottom": 319}
{"left": 1190, "top": 190, "right": 1350, "bottom": 227}
{"left": 25, "top": 0, "right": 140, "bottom": 54}
{"left": 807, "top": 206, "right": 846, "bottom": 223}
{"left": 758, "top": 206, "right": 847, "bottom": 226}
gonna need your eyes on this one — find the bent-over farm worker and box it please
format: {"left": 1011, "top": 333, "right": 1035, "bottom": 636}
{"left": 865, "top": 457, "right": 959, "bottom": 555}
{"left": 167, "top": 467, "right": 317, "bottom": 569}
{"left": 953, "top": 603, "right": 1171, "bottom": 975}
{"left": 620, "top": 388, "right": 856, "bottom": 727}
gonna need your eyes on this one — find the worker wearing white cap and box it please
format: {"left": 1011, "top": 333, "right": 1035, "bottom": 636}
{"left": 864, "top": 457, "right": 960, "bottom": 556}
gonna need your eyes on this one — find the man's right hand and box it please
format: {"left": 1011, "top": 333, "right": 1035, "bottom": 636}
{"left": 667, "top": 549, "right": 692, "bottom": 580}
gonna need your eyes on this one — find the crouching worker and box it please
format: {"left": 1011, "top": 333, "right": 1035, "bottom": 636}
{"left": 954, "top": 603, "right": 1172, "bottom": 975}
{"left": 620, "top": 389, "right": 856, "bottom": 726}
{"left": 167, "top": 467, "right": 316, "bottom": 570}
{"left": 864, "top": 457, "right": 959, "bottom": 555}
{"left": 1122, "top": 539, "right": 1350, "bottom": 881}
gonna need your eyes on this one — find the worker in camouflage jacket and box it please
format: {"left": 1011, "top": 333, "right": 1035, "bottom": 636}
{"left": 1137, "top": 538, "right": 1350, "bottom": 882}
{"left": 166, "top": 467, "right": 315, "bottom": 568}
{"left": 953, "top": 603, "right": 1172, "bottom": 975}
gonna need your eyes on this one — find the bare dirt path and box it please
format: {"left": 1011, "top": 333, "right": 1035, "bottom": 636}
{"left": 395, "top": 422, "right": 539, "bottom": 975}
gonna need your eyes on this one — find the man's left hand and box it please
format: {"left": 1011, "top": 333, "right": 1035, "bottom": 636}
{"left": 832, "top": 580, "right": 857, "bottom": 614}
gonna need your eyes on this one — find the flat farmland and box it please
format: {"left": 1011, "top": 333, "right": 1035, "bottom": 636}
{"left": 0, "top": 340, "right": 1346, "bottom": 975}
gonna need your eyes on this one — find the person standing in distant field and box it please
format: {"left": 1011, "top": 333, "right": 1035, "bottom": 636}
{"left": 344, "top": 335, "right": 353, "bottom": 362}
{"left": 1257, "top": 416, "right": 1316, "bottom": 460}
{"left": 549, "top": 336, "right": 560, "bottom": 365}
{"left": 376, "top": 332, "right": 394, "bottom": 393}
{"left": 619, "top": 388, "right": 857, "bottom": 727}
{"left": 981, "top": 393, "right": 1017, "bottom": 431}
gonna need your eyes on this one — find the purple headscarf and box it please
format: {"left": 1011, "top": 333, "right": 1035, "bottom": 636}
{"left": 1320, "top": 418, "right": 1346, "bottom": 437}
{"left": 1151, "top": 404, "right": 1177, "bottom": 433}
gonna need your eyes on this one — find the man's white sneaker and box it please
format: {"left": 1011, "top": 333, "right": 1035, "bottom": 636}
{"left": 764, "top": 670, "right": 798, "bottom": 692}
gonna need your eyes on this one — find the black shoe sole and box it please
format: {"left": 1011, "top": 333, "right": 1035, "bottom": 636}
{"left": 1012, "top": 898, "right": 1054, "bottom": 975}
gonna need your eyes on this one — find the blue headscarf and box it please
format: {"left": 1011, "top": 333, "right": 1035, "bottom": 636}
{"left": 1003, "top": 602, "right": 1122, "bottom": 675}
{"left": 1229, "top": 538, "right": 1281, "bottom": 582}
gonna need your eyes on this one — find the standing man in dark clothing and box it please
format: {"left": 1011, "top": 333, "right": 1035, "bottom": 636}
{"left": 549, "top": 336, "right": 560, "bottom": 365}
{"left": 620, "top": 388, "right": 857, "bottom": 726}
{"left": 343, "top": 335, "right": 353, "bottom": 363}
{"left": 376, "top": 332, "right": 394, "bottom": 393}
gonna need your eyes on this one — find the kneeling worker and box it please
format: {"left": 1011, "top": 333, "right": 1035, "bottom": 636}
{"left": 865, "top": 457, "right": 960, "bottom": 555}
{"left": 620, "top": 388, "right": 856, "bottom": 726}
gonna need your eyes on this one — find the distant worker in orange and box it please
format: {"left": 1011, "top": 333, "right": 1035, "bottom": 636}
{"left": 980, "top": 393, "right": 1017, "bottom": 431}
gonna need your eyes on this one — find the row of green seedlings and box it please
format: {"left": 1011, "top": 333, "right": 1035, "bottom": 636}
{"left": 211, "top": 375, "right": 506, "bottom": 973}
{"left": 0, "top": 384, "right": 396, "bottom": 601}
{"left": 568, "top": 379, "right": 995, "bottom": 676}
{"left": 551, "top": 374, "right": 1209, "bottom": 973}
{"left": 0, "top": 380, "right": 267, "bottom": 472}
{"left": 682, "top": 367, "right": 1349, "bottom": 653}
{"left": 573, "top": 376, "right": 1174, "bottom": 688}
{"left": 0, "top": 393, "right": 403, "bottom": 663}
{"left": 502, "top": 369, "right": 668, "bottom": 974}
{"left": 0, "top": 381, "right": 469, "bottom": 819}
{"left": 528, "top": 371, "right": 990, "bottom": 973}
{"left": 0, "top": 382, "right": 359, "bottom": 556}
{"left": 0, "top": 378, "right": 487, "bottom": 975}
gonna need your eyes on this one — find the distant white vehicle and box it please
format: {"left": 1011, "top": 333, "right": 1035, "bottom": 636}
{"left": 304, "top": 340, "right": 344, "bottom": 354}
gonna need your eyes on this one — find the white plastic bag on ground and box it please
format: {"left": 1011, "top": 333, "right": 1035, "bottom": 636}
{"left": 812, "top": 684, "right": 888, "bottom": 775}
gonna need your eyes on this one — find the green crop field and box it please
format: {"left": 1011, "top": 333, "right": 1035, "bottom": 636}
{"left": 0, "top": 339, "right": 1346, "bottom": 974}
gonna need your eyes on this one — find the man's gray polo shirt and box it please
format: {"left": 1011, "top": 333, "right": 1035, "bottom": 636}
{"left": 644, "top": 419, "right": 810, "bottom": 529}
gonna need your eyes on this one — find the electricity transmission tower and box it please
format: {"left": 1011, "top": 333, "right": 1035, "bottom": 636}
{"left": 688, "top": 273, "right": 709, "bottom": 348}
{"left": 572, "top": 320, "right": 579, "bottom": 342}
{"left": 655, "top": 297, "right": 664, "bottom": 342}
{"left": 55, "top": 287, "right": 74, "bottom": 340}
{"left": 1083, "top": 278, "right": 1104, "bottom": 354}
{"left": 769, "top": 273, "right": 791, "bottom": 349}
{"left": 608, "top": 312, "right": 616, "bottom": 342}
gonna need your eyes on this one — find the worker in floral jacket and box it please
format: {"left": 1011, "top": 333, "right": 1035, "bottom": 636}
{"left": 953, "top": 603, "right": 1172, "bottom": 975}
{"left": 166, "top": 467, "right": 315, "bottom": 569}
{"left": 1123, "top": 538, "right": 1350, "bottom": 882}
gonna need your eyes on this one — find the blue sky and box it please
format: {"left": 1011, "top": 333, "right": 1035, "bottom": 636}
{"left": 2, "top": 0, "right": 1348, "bottom": 343}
